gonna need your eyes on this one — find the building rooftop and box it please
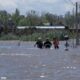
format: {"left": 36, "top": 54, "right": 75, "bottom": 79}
{"left": 17, "top": 26, "right": 65, "bottom": 29}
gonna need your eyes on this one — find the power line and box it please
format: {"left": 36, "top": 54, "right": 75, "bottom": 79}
{"left": 63, "top": 0, "right": 71, "bottom": 4}
{"left": 64, "top": 0, "right": 68, "bottom": 3}
{"left": 67, "top": 0, "right": 75, "bottom": 5}
{"left": 64, "top": 0, "right": 75, "bottom": 6}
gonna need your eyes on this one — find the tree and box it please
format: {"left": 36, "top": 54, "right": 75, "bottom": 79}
{"left": 26, "top": 10, "right": 41, "bottom": 26}
{"left": 18, "top": 18, "right": 27, "bottom": 26}
{"left": 12, "top": 8, "right": 20, "bottom": 26}
{"left": 44, "top": 13, "right": 54, "bottom": 25}
{"left": 64, "top": 12, "right": 73, "bottom": 28}
{"left": 41, "top": 13, "right": 61, "bottom": 26}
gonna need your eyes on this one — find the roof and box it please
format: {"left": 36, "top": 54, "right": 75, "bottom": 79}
{"left": 36, "top": 26, "right": 65, "bottom": 29}
{"left": 17, "top": 26, "right": 65, "bottom": 29}
{"left": 17, "top": 26, "right": 29, "bottom": 29}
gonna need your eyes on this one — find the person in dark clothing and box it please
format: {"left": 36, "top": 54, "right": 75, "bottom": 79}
{"left": 34, "top": 37, "right": 43, "bottom": 49}
{"left": 44, "top": 38, "right": 52, "bottom": 48}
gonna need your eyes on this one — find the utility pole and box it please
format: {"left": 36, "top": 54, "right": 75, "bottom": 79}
{"left": 76, "top": 2, "right": 79, "bottom": 45}
{"left": 72, "top": 8, "right": 75, "bottom": 48}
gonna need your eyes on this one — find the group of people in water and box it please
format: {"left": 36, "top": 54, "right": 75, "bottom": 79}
{"left": 34, "top": 37, "right": 59, "bottom": 49}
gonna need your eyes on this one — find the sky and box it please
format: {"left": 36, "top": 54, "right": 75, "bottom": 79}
{"left": 0, "top": 0, "right": 80, "bottom": 15}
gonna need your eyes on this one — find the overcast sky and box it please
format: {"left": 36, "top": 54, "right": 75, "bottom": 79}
{"left": 0, "top": 0, "right": 79, "bottom": 15}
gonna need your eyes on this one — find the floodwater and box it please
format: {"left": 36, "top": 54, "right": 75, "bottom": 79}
{"left": 0, "top": 41, "right": 80, "bottom": 80}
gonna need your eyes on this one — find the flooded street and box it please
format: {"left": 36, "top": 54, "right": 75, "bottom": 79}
{"left": 0, "top": 41, "right": 80, "bottom": 80}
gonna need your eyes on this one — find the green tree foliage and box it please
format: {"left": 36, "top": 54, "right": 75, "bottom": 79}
{"left": 0, "top": 9, "right": 79, "bottom": 30}
{"left": 0, "top": 10, "right": 10, "bottom": 26}
{"left": 12, "top": 8, "right": 20, "bottom": 26}
{"left": 0, "top": 9, "right": 79, "bottom": 40}
{"left": 64, "top": 12, "right": 76, "bottom": 28}
{"left": 44, "top": 13, "right": 58, "bottom": 25}
{"left": 26, "top": 10, "right": 41, "bottom": 26}
{"left": 18, "top": 16, "right": 27, "bottom": 26}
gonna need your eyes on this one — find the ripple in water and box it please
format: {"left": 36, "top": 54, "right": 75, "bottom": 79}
{"left": 63, "top": 66, "right": 76, "bottom": 69}
{"left": 40, "top": 73, "right": 46, "bottom": 78}
{"left": 1, "top": 77, "right": 7, "bottom": 80}
{"left": 42, "top": 64, "right": 46, "bottom": 67}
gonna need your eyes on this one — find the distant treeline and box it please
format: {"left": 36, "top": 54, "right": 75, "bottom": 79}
{"left": 0, "top": 8, "right": 79, "bottom": 40}
{"left": 0, "top": 8, "right": 79, "bottom": 27}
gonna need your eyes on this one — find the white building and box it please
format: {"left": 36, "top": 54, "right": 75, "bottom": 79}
{"left": 17, "top": 26, "right": 65, "bottom": 30}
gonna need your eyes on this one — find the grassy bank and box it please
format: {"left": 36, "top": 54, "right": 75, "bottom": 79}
{"left": 0, "top": 31, "right": 73, "bottom": 41}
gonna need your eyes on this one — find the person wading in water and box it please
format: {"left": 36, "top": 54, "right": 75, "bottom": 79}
{"left": 34, "top": 37, "right": 43, "bottom": 49}
{"left": 44, "top": 38, "right": 52, "bottom": 49}
{"left": 53, "top": 37, "right": 59, "bottom": 49}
